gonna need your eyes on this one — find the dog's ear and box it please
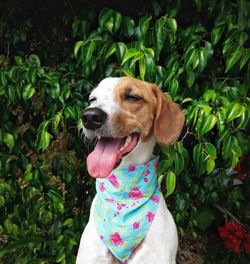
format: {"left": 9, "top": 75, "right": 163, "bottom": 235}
{"left": 151, "top": 85, "right": 185, "bottom": 147}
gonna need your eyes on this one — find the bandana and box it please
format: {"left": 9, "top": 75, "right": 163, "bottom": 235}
{"left": 94, "top": 158, "right": 160, "bottom": 262}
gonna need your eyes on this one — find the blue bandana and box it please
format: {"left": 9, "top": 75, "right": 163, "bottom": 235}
{"left": 94, "top": 158, "right": 160, "bottom": 262}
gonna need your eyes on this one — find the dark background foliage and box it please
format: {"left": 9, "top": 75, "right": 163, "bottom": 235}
{"left": 0, "top": 0, "right": 249, "bottom": 263}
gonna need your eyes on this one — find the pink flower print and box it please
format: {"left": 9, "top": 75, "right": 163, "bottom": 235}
{"left": 110, "top": 232, "right": 124, "bottom": 246}
{"left": 133, "top": 221, "right": 140, "bottom": 230}
{"left": 144, "top": 177, "right": 148, "bottom": 183}
{"left": 99, "top": 182, "right": 105, "bottom": 192}
{"left": 146, "top": 211, "right": 155, "bottom": 222}
{"left": 105, "top": 198, "right": 115, "bottom": 203}
{"left": 150, "top": 195, "right": 160, "bottom": 203}
{"left": 128, "top": 165, "right": 136, "bottom": 172}
{"left": 128, "top": 187, "right": 144, "bottom": 200}
{"left": 145, "top": 169, "right": 150, "bottom": 176}
{"left": 145, "top": 161, "right": 150, "bottom": 167}
{"left": 108, "top": 174, "right": 120, "bottom": 188}
{"left": 117, "top": 203, "right": 126, "bottom": 210}
{"left": 100, "top": 235, "right": 104, "bottom": 240}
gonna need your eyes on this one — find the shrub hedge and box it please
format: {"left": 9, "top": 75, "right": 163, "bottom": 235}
{"left": 0, "top": 0, "right": 249, "bottom": 263}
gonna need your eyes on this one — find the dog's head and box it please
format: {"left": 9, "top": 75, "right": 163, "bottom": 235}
{"left": 81, "top": 77, "right": 184, "bottom": 178}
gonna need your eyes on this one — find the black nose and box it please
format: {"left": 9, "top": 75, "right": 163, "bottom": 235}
{"left": 82, "top": 107, "right": 107, "bottom": 130}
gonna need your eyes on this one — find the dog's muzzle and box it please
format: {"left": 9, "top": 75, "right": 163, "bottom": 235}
{"left": 82, "top": 107, "right": 107, "bottom": 130}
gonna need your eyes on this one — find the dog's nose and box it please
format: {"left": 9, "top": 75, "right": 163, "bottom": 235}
{"left": 82, "top": 107, "right": 107, "bottom": 130}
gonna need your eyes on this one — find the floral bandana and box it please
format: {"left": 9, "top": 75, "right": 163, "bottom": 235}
{"left": 94, "top": 158, "right": 160, "bottom": 262}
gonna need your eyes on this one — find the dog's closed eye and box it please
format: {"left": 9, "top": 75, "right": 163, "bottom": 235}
{"left": 124, "top": 93, "right": 144, "bottom": 102}
{"left": 88, "top": 97, "right": 96, "bottom": 104}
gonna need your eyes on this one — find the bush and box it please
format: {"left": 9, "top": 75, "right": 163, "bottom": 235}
{"left": 0, "top": 0, "right": 249, "bottom": 263}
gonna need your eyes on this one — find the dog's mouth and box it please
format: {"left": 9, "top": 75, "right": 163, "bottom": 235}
{"left": 87, "top": 133, "right": 139, "bottom": 178}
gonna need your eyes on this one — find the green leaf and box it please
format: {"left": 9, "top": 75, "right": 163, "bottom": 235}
{"left": 226, "top": 102, "right": 244, "bottom": 122}
{"left": 98, "top": 8, "right": 113, "bottom": 29}
{"left": 168, "top": 18, "right": 177, "bottom": 33}
{"left": 105, "top": 16, "right": 114, "bottom": 33}
{"left": 186, "top": 70, "right": 195, "bottom": 87}
{"left": 113, "top": 12, "right": 122, "bottom": 33}
{"left": 63, "top": 218, "right": 73, "bottom": 227}
{"left": 64, "top": 106, "right": 77, "bottom": 121}
{"left": 139, "top": 57, "right": 146, "bottom": 81}
{"left": 173, "top": 153, "right": 184, "bottom": 175}
{"left": 197, "top": 208, "right": 215, "bottom": 230}
{"left": 169, "top": 78, "right": 179, "bottom": 97}
{"left": 105, "top": 43, "right": 116, "bottom": 59}
{"left": 121, "top": 16, "right": 135, "bottom": 38}
{"left": 199, "top": 114, "right": 217, "bottom": 137}
{"left": 222, "top": 136, "right": 235, "bottom": 160}
{"left": 22, "top": 84, "right": 35, "bottom": 100}
{"left": 193, "top": 144, "right": 207, "bottom": 175}
{"left": 185, "top": 49, "right": 197, "bottom": 69}
{"left": 182, "top": 97, "right": 193, "bottom": 103}
{"left": 139, "top": 16, "right": 152, "bottom": 36}
{"left": 37, "top": 130, "right": 52, "bottom": 152}
{"left": 116, "top": 42, "right": 127, "bottom": 62}
{"left": 158, "top": 174, "right": 164, "bottom": 186}
{"left": 28, "top": 68, "right": 37, "bottom": 84}
{"left": 28, "top": 54, "right": 41, "bottom": 67}
{"left": 236, "top": 108, "right": 249, "bottom": 129}
{"left": 122, "top": 48, "right": 141, "bottom": 65}
{"left": 225, "top": 45, "right": 243, "bottom": 73}
{"left": 206, "top": 158, "right": 215, "bottom": 174}
{"left": 203, "top": 89, "right": 216, "bottom": 102}
{"left": 144, "top": 53, "right": 155, "bottom": 80}
{"left": 52, "top": 111, "right": 62, "bottom": 134}
{"left": 77, "top": 119, "right": 83, "bottom": 133}
{"left": 74, "top": 40, "right": 83, "bottom": 57}
{"left": 240, "top": 49, "right": 250, "bottom": 70}
{"left": 38, "top": 120, "right": 50, "bottom": 132}
{"left": 204, "top": 41, "right": 213, "bottom": 59}
{"left": 198, "top": 48, "right": 207, "bottom": 73}
{"left": 204, "top": 143, "right": 217, "bottom": 159}
{"left": 165, "top": 171, "right": 176, "bottom": 197}
{"left": 15, "top": 56, "right": 23, "bottom": 65}
{"left": 0, "top": 72, "right": 7, "bottom": 86}
{"left": 85, "top": 41, "right": 96, "bottom": 63}
{"left": 211, "top": 22, "right": 225, "bottom": 45}
{"left": 155, "top": 66, "right": 166, "bottom": 87}
{"left": 154, "top": 16, "right": 167, "bottom": 59}
{"left": 121, "top": 68, "right": 134, "bottom": 77}
{"left": 4, "top": 133, "right": 14, "bottom": 151}
{"left": 230, "top": 149, "right": 239, "bottom": 171}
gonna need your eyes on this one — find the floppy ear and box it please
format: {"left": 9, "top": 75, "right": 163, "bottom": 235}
{"left": 152, "top": 85, "right": 185, "bottom": 147}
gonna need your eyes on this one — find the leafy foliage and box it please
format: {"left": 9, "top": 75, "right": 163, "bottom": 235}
{"left": 0, "top": 0, "right": 250, "bottom": 263}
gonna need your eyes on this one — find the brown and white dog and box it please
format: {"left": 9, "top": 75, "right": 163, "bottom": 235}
{"left": 77, "top": 77, "right": 184, "bottom": 264}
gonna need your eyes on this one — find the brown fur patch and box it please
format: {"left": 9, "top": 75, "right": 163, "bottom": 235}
{"left": 112, "top": 77, "right": 156, "bottom": 141}
{"left": 112, "top": 77, "right": 184, "bottom": 146}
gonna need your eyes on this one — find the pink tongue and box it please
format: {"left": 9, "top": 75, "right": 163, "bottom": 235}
{"left": 87, "top": 138, "right": 123, "bottom": 178}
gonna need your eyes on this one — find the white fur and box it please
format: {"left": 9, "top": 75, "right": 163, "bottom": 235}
{"left": 77, "top": 78, "right": 178, "bottom": 264}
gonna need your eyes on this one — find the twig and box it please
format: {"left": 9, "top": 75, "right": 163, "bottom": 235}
{"left": 213, "top": 203, "right": 243, "bottom": 226}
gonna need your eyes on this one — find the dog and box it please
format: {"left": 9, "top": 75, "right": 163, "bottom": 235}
{"left": 77, "top": 77, "right": 184, "bottom": 264}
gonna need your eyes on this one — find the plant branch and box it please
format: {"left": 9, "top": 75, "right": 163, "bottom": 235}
{"left": 213, "top": 203, "right": 243, "bottom": 226}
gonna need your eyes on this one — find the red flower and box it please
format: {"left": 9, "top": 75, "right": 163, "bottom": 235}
{"left": 243, "top": 233, "right": 250, "bottom": 254}
{"left": 218, "top": 221, "right": 244, "bottom": 254}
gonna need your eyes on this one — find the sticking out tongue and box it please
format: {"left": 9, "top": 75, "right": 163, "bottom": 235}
{"left": 87, "top": 135, "right": 138, "bottom": 178}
